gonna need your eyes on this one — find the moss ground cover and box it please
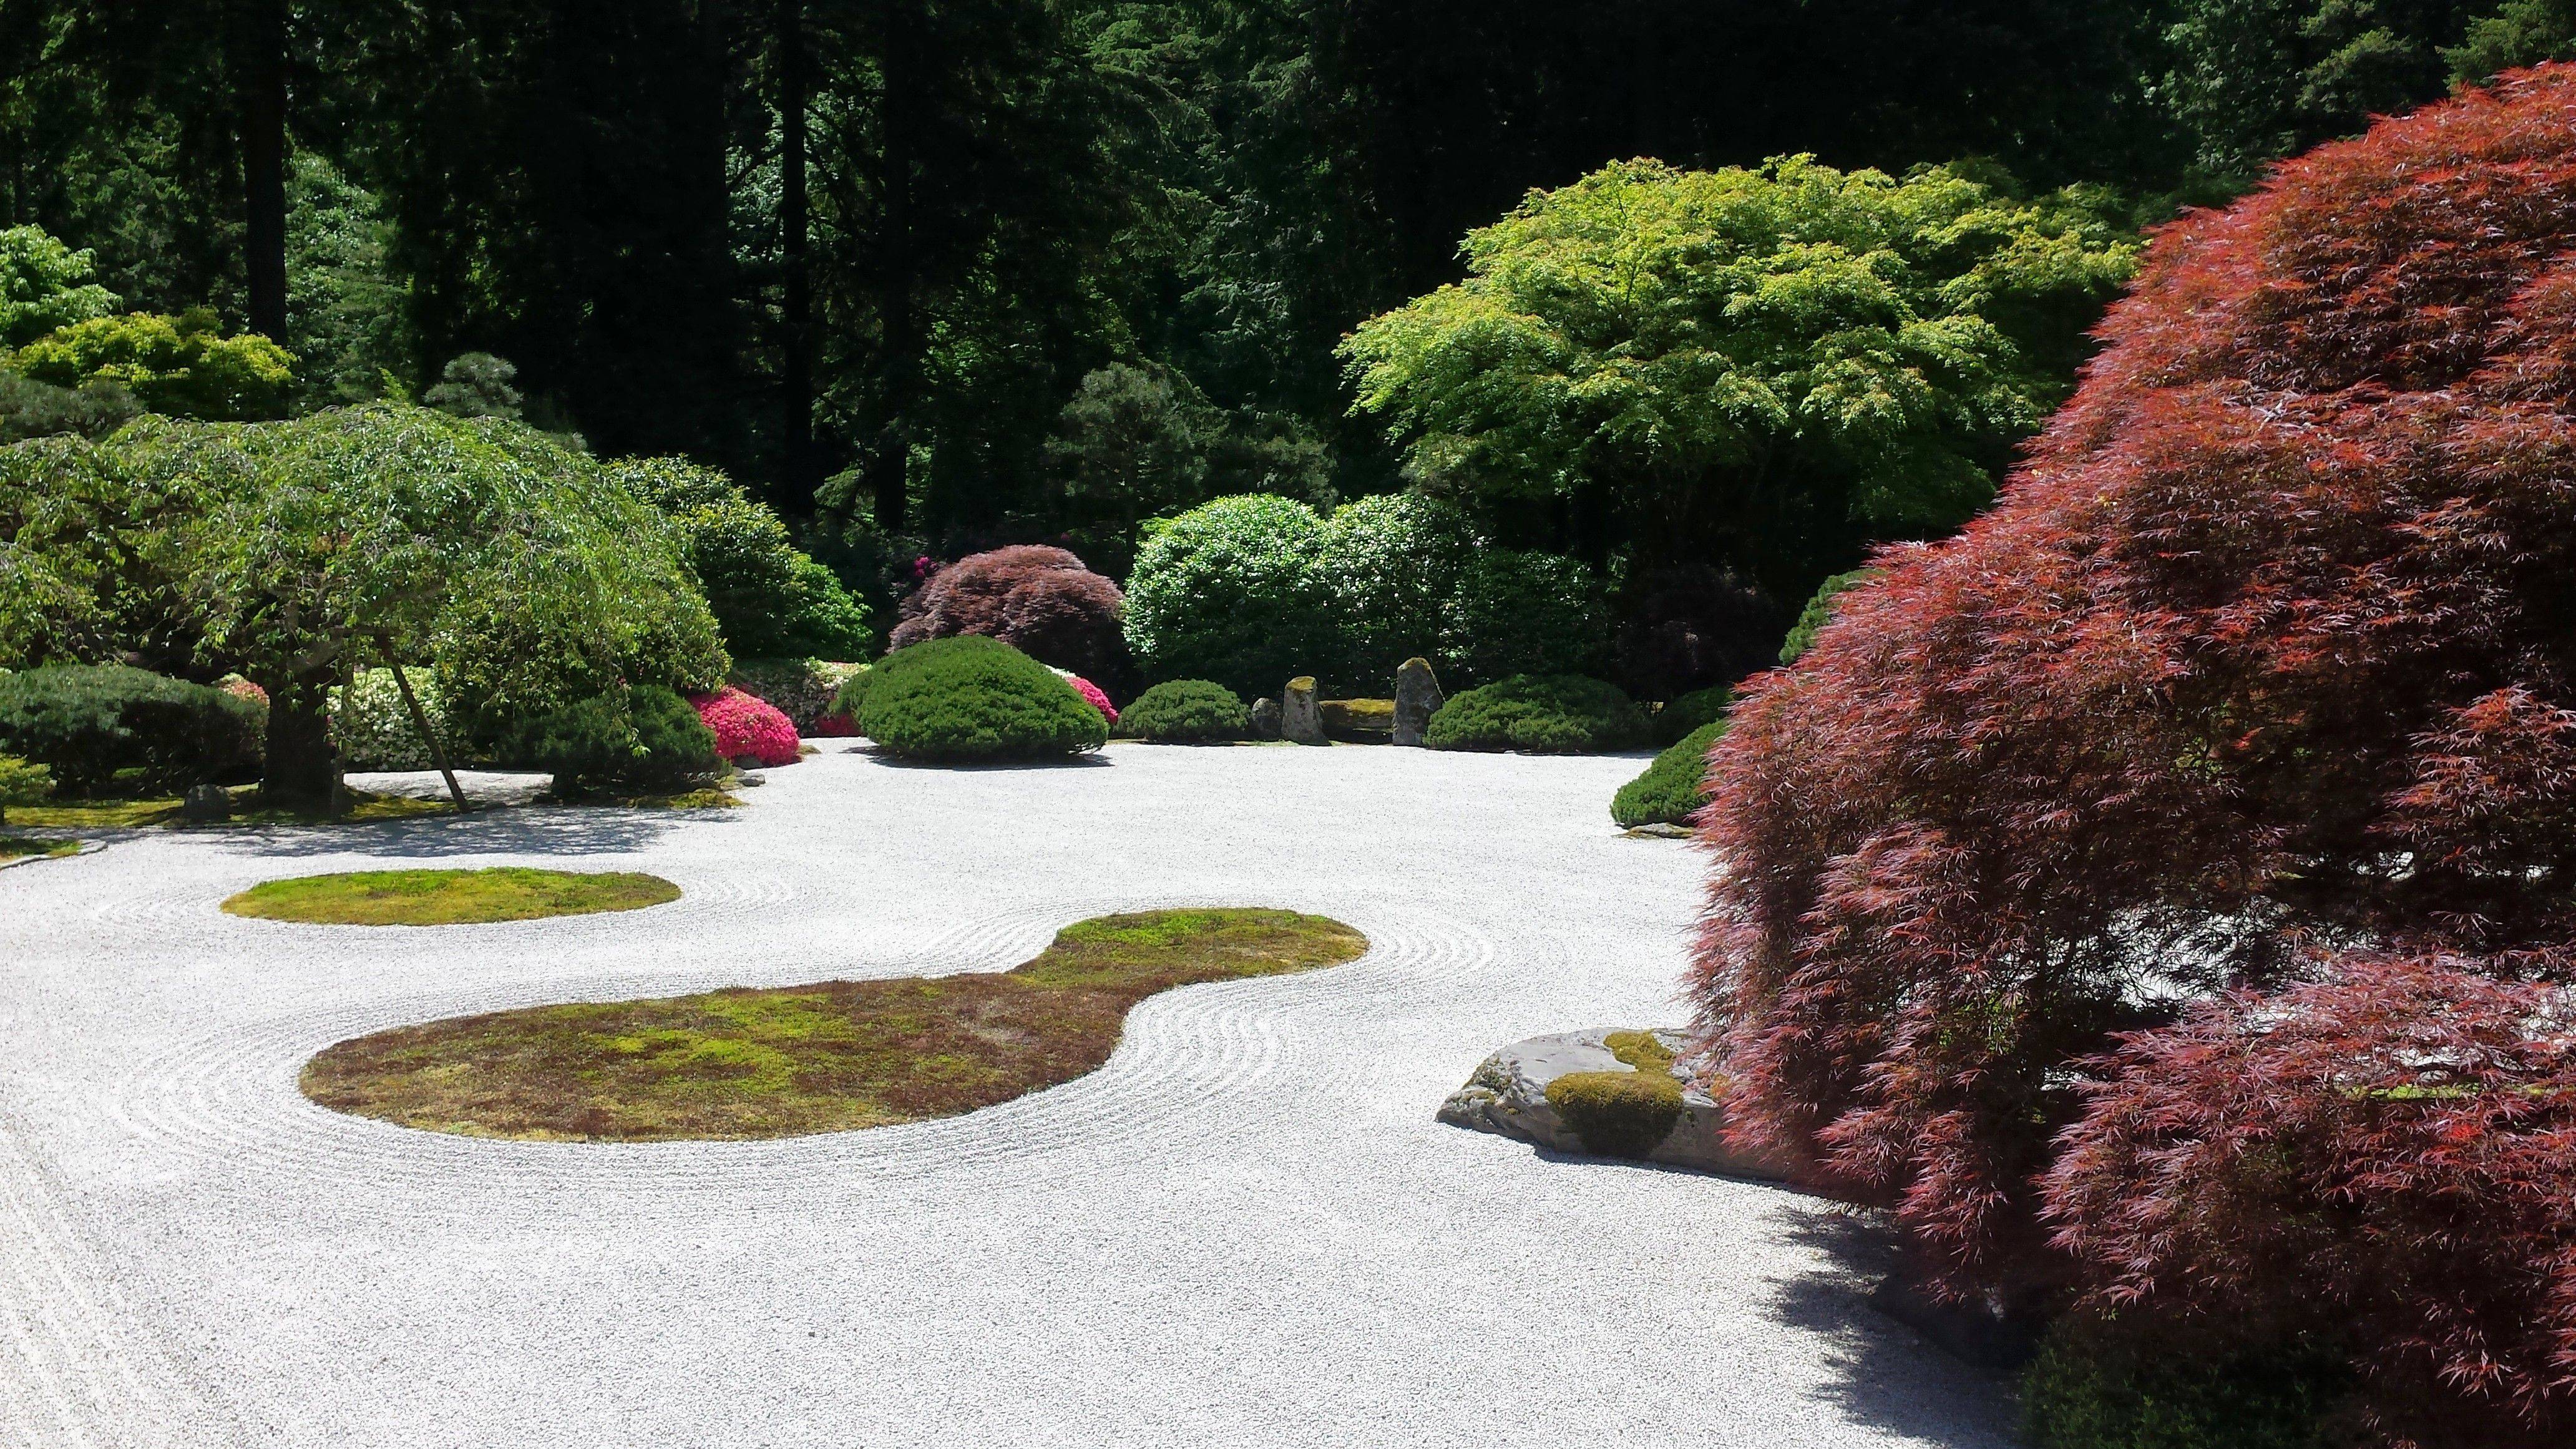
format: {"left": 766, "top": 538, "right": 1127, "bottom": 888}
{"left": 9, "top": 787, "right": 453, "bottom": 829}
{"left": 226, "top": 867, "right": 681, "bottom": 925}
{"left": 301, "top": 907, "right": 1368, "bottom": 1140}
{"left": 0, "top": 835, "right": 80, "bottom": 859}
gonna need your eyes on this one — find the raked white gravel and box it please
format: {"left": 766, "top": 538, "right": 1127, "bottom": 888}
{"left": 0, "top": 741, "right": 2012, "bottom": 1448}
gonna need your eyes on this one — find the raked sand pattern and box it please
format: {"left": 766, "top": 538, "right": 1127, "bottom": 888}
{"left": 0, "top": 742, "right": 2014, "bottom": 1448}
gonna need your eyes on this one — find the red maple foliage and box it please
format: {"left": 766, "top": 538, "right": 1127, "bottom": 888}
{"left": 2042, "top": 958, "right": 2576, "bottom": 1447}
{"left": 1690, "top": 66, "right": 2576, "bottom": 1432}
{"left": 887, "top": 545, "right": 1127, "bottom": 684}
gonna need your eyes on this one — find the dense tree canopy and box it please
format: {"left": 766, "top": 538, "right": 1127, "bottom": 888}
{"left": 1343, "top": 158, "right": 2137, "bottom": 592}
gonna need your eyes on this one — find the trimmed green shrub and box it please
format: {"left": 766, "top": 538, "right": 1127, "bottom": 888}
{"left": 855, "top": 635, "right": 1109, "bottom": 762}
{"left": 612, "top": 457, "right": 874, "bottom": 660}
{"left": 1778, "top": 568, "right": 1876, "bottom": 665}
{"left": 0, "top": 663, "right": 262, "bottom": 795}
{"left": 329, "top": 668, "right": 457, "bottom": 773}
{"left": 1654, "top": 685, "right": 1734, "bottom": 744}
{"left": 1122, "top": 494, "right": 1329, "bottom": 698}
{"left": 0, "top": 753, "right": 52, "bottom": 826}
{"left": 828, "top": 664, "right": 876, "bottom": 724}
{"left": 1114, "top": 679, "right": 1247, "bottom": 742}
{"left": 1612, "top": 721, "right": 1727, "bottom": 828}
{"left": 1316, "top": 493, "right": 1480, "bottom": 688}
{"left": 1441, "top": 549, "right": 1610, "bottom": 684}
{"left": 1425, "top": 674, "right": 1650, "bottom": 753}
{"left": 497, "top": 685, "right": 720, "bottom": 797}
{"left": 2020, "top": 1320, "right": 2348, "bottom": 1449}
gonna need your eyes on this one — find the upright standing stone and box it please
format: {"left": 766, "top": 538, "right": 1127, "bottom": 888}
{"left": 1280, "top": 676, "right": 1327, "bottom": 745}
{"left": 180, "top": 783, "right": 232, "bottom": 823}
{"left": 1393, "top": 656, "right": 1445, "bottom": 747}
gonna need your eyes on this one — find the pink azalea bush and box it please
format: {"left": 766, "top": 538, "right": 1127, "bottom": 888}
{"left": 1065, "top": 674, "right": 1116, "bottom": 724}
{"left": 688, "top": 686, "right": 799, "bottom": 766}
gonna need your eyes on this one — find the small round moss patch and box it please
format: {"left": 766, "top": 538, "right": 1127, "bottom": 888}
{"left": 223, "top": 867, "right": 681, "bottom": 925}
{"left": 1544, "top": 1030, "right": 1686, "bottom": 1158}
{"left": 301, "top": 907, "right": 1368, "bottom": 1140}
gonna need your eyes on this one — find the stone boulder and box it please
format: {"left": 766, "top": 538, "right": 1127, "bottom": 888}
{"left": 1393, "top": 657, "right": 1444, "bottom": 746}
{"left": 180, "top": 783, "right": 232, "bottom": 823}
{"left": 1319, "top": 698, "right": 1393, "bottom": 743}
{"left": 1280, "top": 676, "right": 1327, "bottom": 746}
{"left": 1438, "top": 1027, "right": 1790, "bottom": 1178}
{"left": 1248, "top": 697, "right": 1282, "bottom": 740}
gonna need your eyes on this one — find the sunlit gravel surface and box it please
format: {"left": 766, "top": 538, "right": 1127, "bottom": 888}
{"left": 0, "top": 741, "right": 2012, "bottom": 1448}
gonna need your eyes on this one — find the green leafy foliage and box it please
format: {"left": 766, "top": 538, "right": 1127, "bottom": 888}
{"left": 854, "top": 635, "right": 1108, "bottom": 762}
{"left": 1612, "top": 721, "right": 1727, "bottom": 827}
{"left": 728, "top": 658, "right": 866, "bottom": 733}
{"left": 0, "top": 753, "right": 54, "bottom": 826}
{"left": 1343, "top": 157, "right": 2139, "bottom": 592}
{"left": 0, "top": 663, "right": 261, "bottom": 796}
{"left": 2451, "top": 1, "right": 2576, "bottom": 79}
{"left": 1440, "top": 549, "right": 1609, "bottom": 684}
{"left": 7, "top": 310, "right": 293, "bottom": 420}
{"left": 1425, "top": 674, "right": 1651, "bottom": 753}
{"left": 1656, "top": 686, "right": 1734, "bottom": 744}
{"left": 1122, "top": 494, "right": 1330, "bottom": 697}
{"left": 1113, "top": 679, "right": 1248, "bottom": 742}
{"left": 612, "top": 457, "right": 874, "bottom": 660}
{"left": 329, "top": 668, "right": 456, "bottom": 773}
{"left": 497, "top": 685, "right": 720, "bottom": 797}
{"left": 1778, "top": 568, "right": 1877, "bottom": 665}
{"left": 0, "top": 225, "right": 121, "bottom": 348}
{"left": 283, "top": 155, "right": 415, "bottom": 409}
{"left": 1314, "top": 492, "right": 1480, "bottom": 687}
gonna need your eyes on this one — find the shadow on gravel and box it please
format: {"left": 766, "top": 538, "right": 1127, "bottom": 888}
{"left": 1759, "top": 1206, "right": 2020, "bottom": 1446}
{"left": 855, "top": 750, "right": 1115, "bottom": 773}
{"left": 210, "top": 806, "right": 686, "bottom": 860}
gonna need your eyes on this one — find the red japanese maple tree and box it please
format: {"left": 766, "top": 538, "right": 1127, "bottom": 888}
{"left": 888, "top": 545, "right": 1127, "bottom": 683}
{"left": 1691, "top": 66, "right": 2576, "bottom": 1439}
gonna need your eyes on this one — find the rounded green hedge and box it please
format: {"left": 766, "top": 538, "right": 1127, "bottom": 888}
{"left": 497, "top": 685, "right": 720, "bottom": 796}
{"left": 1121, "top": 494, "right": 1329, "bottom": 698}
{"left": 1612, "top": 720, "right": 1727, "bottom": 827}
{"left": 1653, "top": 685, "right": 1733, "bottom": 744}
{"left": 855, "top": 635, "right": 1108, "bottom": 762}
{"left": 0, "top": 663, "right": 263, "bottom": 796}
{"left": 1424, "top": 674, "right": 1651, "bottom": 753}
{"left": 1113, "top": 679, "right": 1248, "bottom": 743}
{"left": 1778, "top": 567, "right": 1876, "bottom": 665}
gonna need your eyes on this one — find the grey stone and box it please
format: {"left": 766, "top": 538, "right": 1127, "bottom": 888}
{"left": 1279, "top": 676, "right": 1327, "bottom": 746}
{"left": 1393, "top": 657, "right": 1444, "bottom": 747}
{"left": 179, "top": 784, "right": 232, "bottom": 823}
{"left": 1438, "top": 1027, "right": 1790, "bottom": 1179}
{"left": 1248, "top": 697, "right": 1281, "bottom": 740}
{"left": 1623, "top": 822, "right": 1692, "bottom": 839}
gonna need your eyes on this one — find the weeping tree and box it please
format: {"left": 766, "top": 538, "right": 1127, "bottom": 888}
{"left": 78, "top": 403, "right": 727, "bottom": 805}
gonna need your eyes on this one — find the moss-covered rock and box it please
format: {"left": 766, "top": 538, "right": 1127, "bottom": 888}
{"left": 855, "top": 635, "right": 1108, "bottom": 762}
{"left": 1319, "top": 698, "right": 1393, "bottom": 741}
{"left": 1424, "top": 674, "right": 1651, "bottom": 753}
{"left": 1612, "top": 720, "right": 1727, "bottom": 829}
{"left": 1113, "top": 679, "right": 1248, "bottom": 742}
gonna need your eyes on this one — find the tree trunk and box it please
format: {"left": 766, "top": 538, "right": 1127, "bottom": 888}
{"left": 261, "top": 669, "right": 341, "bottom": 811}
{"left": 235, "top": 0, "right": 290, "bottom": 341}
{"left": 868, "top": 0, "right": 919, "bottom": 533}
{"left": 778, "top": 0, "right": 817, "bottom": 515}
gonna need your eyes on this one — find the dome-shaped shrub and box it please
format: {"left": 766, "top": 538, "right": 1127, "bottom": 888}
{"left": 1315, "top": 493, "right": 1480, "bottom": 688}
{"left": 1611, "top": 720, "right": 1726, "bottom": 828}
{"left": 855, "top": 635, "right": 1108, "bottom": 762}
{"left": 690, "top": 686, "right": 799, "bottom": 766}
{"left": 1652, "top": 685, "right": 1732, "bottom": 745}
{"left": 1424, "top": 674, "right": 1649, "bottom": 753}
{"left": 0, "top": 663, "right": 263, "bottom": 795}
{"left": 1113, "top": 680, "right": 1248, "bottom": 742}
{"left": 499, "top": 685, "right": 720, "bottom": 797}
{"left": 1692, "top": 67, "right": 2576, "bottom": 1445}
{"left": 888, "top": 545, "right": 1125, "bottom": 679}
{"left": 1122, "top": 495, "right": 1328, "bottom": 697}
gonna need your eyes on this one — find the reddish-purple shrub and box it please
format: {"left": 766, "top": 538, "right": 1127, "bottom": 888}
{"left": 2042, "top": 959, "right": 2576, "bottom": 1447}
{"left": 1689, "top": 64, "right": 2576, "bottom": 1426}
{"left": 688, "top": 686, "right": 799, "bottom": 767}
{"left": 887, "top": 546, "right": 1126, "bottom": 681}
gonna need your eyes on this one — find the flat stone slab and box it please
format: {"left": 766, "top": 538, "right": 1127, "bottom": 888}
{"left": 343, "top": 769, "right": 554, "bottom": 807}
{"left": 1440, "top": 1027, "right": 1791, "bottom": 1179}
